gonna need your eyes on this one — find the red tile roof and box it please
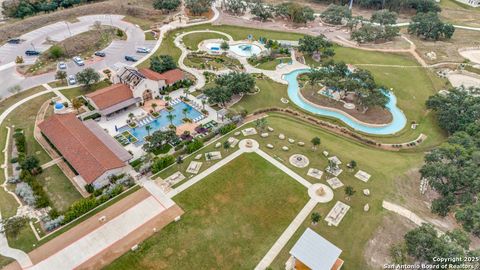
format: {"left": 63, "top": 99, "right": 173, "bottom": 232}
{"left": 85, "top": 84, "right": 133, "bottom": 110}
{"left": 139, "top": 68, "right": 185, "bottom": 85}
{"left": 38, "top": 114, "right": 126, "bottom": 184}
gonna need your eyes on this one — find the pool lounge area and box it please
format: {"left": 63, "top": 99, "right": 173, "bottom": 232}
{"left": 284, "top": 69, "right": 407, "bottom": 135}
{"left": 117, "top": 102, "right": 203, "bottom": 145}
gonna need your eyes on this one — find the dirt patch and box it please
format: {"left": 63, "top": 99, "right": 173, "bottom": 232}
{"left": 17, "top": 26, "right": 123, "bottom": 76}
{"left": 392, "top": 168, "right": 459, "bottom": 232}
{"left": 364, "top": 213, "right": 417, "bottom": 270}
{"left": 0, "top": 0, "right": 166, "bottom": 43}
{"left": 300, "top": 86, "right": 393, "bottom": 125}
{"left": 407, "top": 29, "right": 480, "bottom": 65}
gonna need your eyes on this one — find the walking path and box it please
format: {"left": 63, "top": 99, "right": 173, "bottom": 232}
{"left": 254, "top": 199, "right": 318, "bottom": 270}
{"left": 40, "top": 157, "right": 62, "bottom": 170}
{"left": 382, "top": 201, "right": 426, "bottom": 227}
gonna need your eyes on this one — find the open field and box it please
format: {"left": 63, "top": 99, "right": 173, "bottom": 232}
{"left": 440, "top": 0, "right": 480, "bottom": 27}
{"left": 107, "top": 153, "right": 309, "bottom": 269}
{"left": 407, "top": 29, "right": 480, "bottom": 65}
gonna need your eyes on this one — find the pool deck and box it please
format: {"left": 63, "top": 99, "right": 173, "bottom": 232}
{"left": 96, "top": 90, "right": 219, "bottom": 159}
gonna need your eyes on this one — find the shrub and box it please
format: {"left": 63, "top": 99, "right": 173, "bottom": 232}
{"left": 44, "top": 215, "right": 64, "bottom": 232}
{"left": 15, "top": 182, "right": 36, "bottom": 206}
{"left": 219, "top": 123, "right": 236, "bottom": 135}
{"left": 85, "top": 184, "right": 94, "bottom": 193}
{"left": 13, "top": 132, "right": 26, "bottom": 153}
{"left": 186, "top": 139, "right": 203, "bottom": 154}
{"left": 151, "top": 155, "right": 175, "bottom": 174}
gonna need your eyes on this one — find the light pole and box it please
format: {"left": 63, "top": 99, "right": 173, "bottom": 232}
{"left": 30, "top": 42, "right": 36, "bottom": 51}
{"left": 65, "top": 21, "right": 72, "bottom": 37}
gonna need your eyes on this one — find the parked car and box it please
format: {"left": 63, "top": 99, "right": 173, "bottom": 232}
{"left": 7, "top": 38, "right": 21, "bottom": 44}
{"left": 72, "top": 56, "right": 84, "bottom": 66}
{"left": 94, "top": 51, "right": 106, "bottom": 57}
{"left": 58, "top": 62, "right": 67, "bottom": 70}
{"left": 136, "top": 47, "right": 150, "bottom": 53}
{"left": 25, "top": 50, "right": 40, "bottom": 56}
{"left": 124, "top": 55, "right": 138, "bottom": 62}
{"left": 68, "top": 75, "right": 76, "bottom": 85}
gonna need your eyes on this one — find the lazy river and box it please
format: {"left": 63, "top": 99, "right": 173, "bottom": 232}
{"left": 284, "top": 69, "right": 407, "bottom": 135}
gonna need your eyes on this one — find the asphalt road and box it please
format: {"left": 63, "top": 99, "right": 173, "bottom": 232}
{"left": 0, "top": 14, "right": 156, "bottom": 97}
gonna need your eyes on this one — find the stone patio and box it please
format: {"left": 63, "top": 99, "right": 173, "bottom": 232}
{"left": 326, "top": 177, "right": 344, "bottom": 189}
{"left": 306, "top": 168, "right": 323, "bottom": 179}
{"left": 325, "top": 201, "right": 350, "bottom": 227}
{"left": 355, "top": 170, "right": 371, "bottom": 182}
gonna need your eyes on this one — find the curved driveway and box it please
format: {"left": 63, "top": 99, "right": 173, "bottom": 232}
{"left": 0, "top": 14, "right": 155, "bottom": 96}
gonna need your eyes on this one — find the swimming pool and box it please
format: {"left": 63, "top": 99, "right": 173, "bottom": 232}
{"left": 229, "top": 43, "right": 262, "bottom": 57}
{"left": 284, "top": 69, "right": 407, "bottom": 135}
{"left": 119, "top": 102, "right": 202, "bottom": 143}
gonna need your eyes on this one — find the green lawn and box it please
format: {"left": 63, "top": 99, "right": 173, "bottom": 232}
{"left": 37, "top": 165, "right": 83, "bottom": 212}
{"left": 182, "top": 32, "right": 227, "bottom": 51}
{"left": 231, "top": 77, "right": 289, "bottom": 114}
{"left": 0, "top": 86, "right": 46, "bottom": 116}
{"left": 256, "top": 57, "right": 291, "bottom": 70}
{"left": 60, "top": 80, "right": 112, "bottom": 101}
{"left": 107, "top": 153, "right": 309, "bottom": 269}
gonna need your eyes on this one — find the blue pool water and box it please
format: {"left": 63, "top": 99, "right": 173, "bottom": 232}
{"left": 284, "top": 69, "right": 407, "bottom": 135}
{"left": 120, "top": 102, "right": 202, "bottom": 143}
{"left": 229, "top": 43, "right": 262, "bottom": 57}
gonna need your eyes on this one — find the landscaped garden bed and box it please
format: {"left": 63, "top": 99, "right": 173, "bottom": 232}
{"left": 184, "top": 52, "right": 243, "bottom": 71}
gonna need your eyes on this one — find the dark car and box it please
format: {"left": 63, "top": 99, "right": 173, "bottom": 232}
{"left": 124, "top": 55, "right": 138, "bottom": 62}
{"left": 94, "top": 51, "right": 106, "bottom": 57}
{"left": 7, "top": 38, "right": 21, "bottom": 44}
{"left": 25, "top": 50, "right": 40, "bottom": 56}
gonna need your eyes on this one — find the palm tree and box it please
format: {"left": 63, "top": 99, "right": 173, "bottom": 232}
{"left": 348, "top": 160, "right": 357, "bottom": 171}
{"left": 311, "top": 212, "right": 321, "bottom": 225}
{"left": 182, "top": 107, "right": 189, "bottom": 120}
{"left": 145, "top": 125, "right": 152, "bottom": 137}
{"left": 201, "top": 99, "right": 206, "bottom": 110}
{"left": 311, "top": 136, "right": 321, "bottom": 150}
{"left": 183, "top": 88, "right": 189, "bottom": 99}
{"left": 128, "top": 113, "right": 135, "bottom": 123}
{"left": 345, "top": 186, "right": 356, "bottom": 200}
{"left": 167, "top": 112, "right": 175, "bottom": 126}
{"left": 223, "top": 140, "right": 231, "bottom": 152}
{"left": 151, "top": 103, "right": 158, "bottom": 112}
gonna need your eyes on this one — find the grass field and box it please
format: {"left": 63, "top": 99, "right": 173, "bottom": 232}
{"left": 182, "top": 32, "right": 227, "bottom": 51}
{"left": 37, "top": 165, "right": 82, "bottom": 212}
{"left": 256, "top": 57, "right": 291, "bottom": 70}
{"left": 107, "top": 153, "right": 309, "bottom": 269}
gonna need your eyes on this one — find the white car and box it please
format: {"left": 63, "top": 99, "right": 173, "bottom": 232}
{"left": 136, "top": 47, "right": 150, "bottom": 53}
{"left": 72, "top": 56, "right": 84, "bottom": 66}
{"left": 58, "top": 62, "right": 67, "bottom": 70}
{"left": 68, "top": 75, "right": 77, "bottom": 85}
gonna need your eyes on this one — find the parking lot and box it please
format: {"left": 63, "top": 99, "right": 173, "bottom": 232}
{"left": 0, "top": 14, "right": 156, "bottom": 96}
